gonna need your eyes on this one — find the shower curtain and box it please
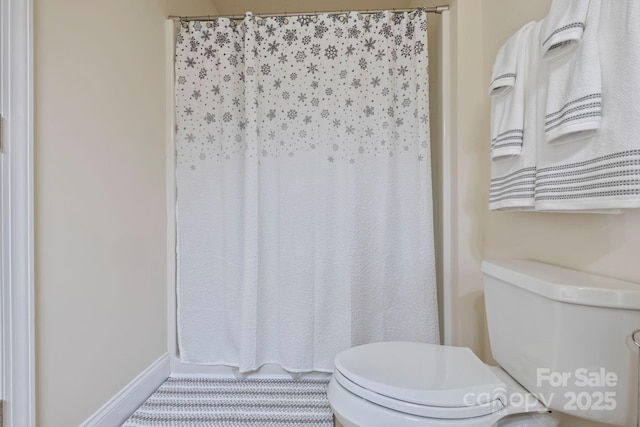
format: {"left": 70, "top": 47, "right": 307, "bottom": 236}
{"left": 175, "top": 9, "right": 438, "bottom": 373}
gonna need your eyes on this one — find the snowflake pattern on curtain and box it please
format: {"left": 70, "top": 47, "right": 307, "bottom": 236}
{"left": 175, "top": 10, "right": 429, "bottom": 169}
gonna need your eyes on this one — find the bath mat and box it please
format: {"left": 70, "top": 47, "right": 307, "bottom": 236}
{"left": 121, "top": 377, "right": 333, "bottom": 427}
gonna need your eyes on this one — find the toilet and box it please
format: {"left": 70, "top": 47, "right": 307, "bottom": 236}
{"left": 327, "top": 259, "right": 640, "bottom": 427}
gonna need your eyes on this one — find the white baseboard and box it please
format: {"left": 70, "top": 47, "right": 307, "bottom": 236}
{"left": 80, "top": 353, "right": 170, "bottom": 427}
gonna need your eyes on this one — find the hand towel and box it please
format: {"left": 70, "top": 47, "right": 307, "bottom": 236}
{"left": 543, "top": 0, "right": 602, "bottom": 144}
{"left": 490, "top": 24, "right": 541, "bottom": 210}
{"left": 535, "top": 0, "right": 640, "bottom": 210}
{"left": 541, "top": 0, "right": 588, "bottom": 60}
{"left": 489, "top": 23, "right": 535, "bottom": 160}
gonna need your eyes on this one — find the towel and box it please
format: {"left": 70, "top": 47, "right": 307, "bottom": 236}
{"left": 489, "top": 23, "right": 535, "bottom": 160}
{"left": 541, "top": 0, "right": 588, "bottom": 60}
{"left": 543, "top": 0, "right": 602, "bottom": 144}
{"left": 535, "top": 0, "right": 640, "bottom": 210}
{"left": 490, "top": 24, "right": 541, "bottom": 210}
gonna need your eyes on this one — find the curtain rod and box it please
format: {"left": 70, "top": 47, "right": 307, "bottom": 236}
{"left": 168, "top": 6, "right": 449, "bottom": 22}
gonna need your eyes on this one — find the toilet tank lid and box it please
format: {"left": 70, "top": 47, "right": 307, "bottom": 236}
{"left": 481, "top": 259, "right": 640, "bottom": 310}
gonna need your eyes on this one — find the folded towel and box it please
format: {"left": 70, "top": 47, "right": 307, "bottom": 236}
{"left": 541, "top": 0, "right": 589, "bottom": 60}
{"left": 490, "top": 24, "right": 541, "bottom": 210}
{"left": 489, "top": 23, "right": 535, "bottom": 160}
{"left": 543, "top": 0, "right": 602, "bottom": 144}
{"left": 535, "top": 0, "right": 640, "bottom": 210}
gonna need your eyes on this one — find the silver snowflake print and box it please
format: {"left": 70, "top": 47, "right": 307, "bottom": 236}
{"left": 325, "top": 88, "right": 333, "bottom": 95}
{"left": 295, "top": 51, "right": 307, "bottom": 62}
{"left": 287, "top": 110, "right": 297, "bottom": 120}
{"left": 268, "top": 130, "right": 276, "bottom": 139}
{"left": 278, "top": 53, "right": 288, "bottom": 64}
{"left": 204, "top": 46, "right": 216, "bottom": 59}
{"left": 298, "top": 93, "right": 307, "bottom": 102}
{"left": 201, "top": 30, "right": 212, "bottom": 41}
{"left": 421, "top": 114, "right": 428, "bottom": 123}
{"left": 186, "top": 57, "right": 196, "bottom": 68}
{"left": 274, "top": 79, "right": 282, "bottom": 89}
{"left": 418, "top": 154, "right": 424, "bottom": 161}
{"left": 267, "top": 41, "right": 280, "bottom": 55}
{"left": 345, "top": 98, "right": 353, "bottom": 107}
{"left": 267, "top": 110, "right": 276, "bottom": 121}
{"left": 393, "top": 13, "right": 404, "bottom": 25}
{"left": 304, "top": 116, "right": 312, "bottom": 124}
{"left": 364, "top": 37, "right": 376, "bottom": 52}
{"left": 348, "top": 25, "right": 361, "bottom": 39}
{"left": 311, "top": 81, "right": 319, "bottom": 89}
{"left": 398, "top": 66, "right": 408, "bottom": 76}
{"left": 328, "top": 156, "right": 334, "bottom": 163}
{"left": 212, "top": 85, "right": 220, "bottom": 95}
{"left": 199, "top": 153, "right": 206, "bottom": 160}
{"left": 321, "top": 109, "right": 330, "bottom": 118}
{"left": 315, "top": 21, "right": 328, "bottom": 38}
{"left": 311, "top": 97, "right": 320, "bottom": 106}
{"left": 339, "top": 70, "right": 348, "bottom": 79}
{"left": 346, "top": 125, "right": 355, "bottom": 135}
{"left": 364, "top": 106, "right": 374, "bottom": 117}
{"left": 358, "top": 58, "right": 367, "bottom": 70}
{"left": 258, "top": 84, "right": 264, "bottom": 93}
{"left": 394, "top": 35, "right": 403, "bottom": 46}
{"left": 406, "top": 22, "right": 415, "bottom": 40}
{"left": 346, "top": 45, "right": 356, "bottom": 56}
{"left": 284, "top": 28, "right": 298, "bottom": 45}
{"left": 402, "top": 82, "right": 410, "bottom": 91}
{"left": 290, "top": 73, "right": 298, "bottom": 80}
{"left": 395, "top": 118, "right": 404, "bottom": 126}
{"left": 371, "top": 77, "right": 381, "bottom": 87}
{"left": 335, "top": 27, "right": 344, "bottom": 38}
{"left": 233, "top": 97, "right": 240, "bottom": 107}
{"left": 298, "top": 15, "right": 313, "bottom": 26}
{"left": 415, "top": 41, "right": 425, "bottom": 55}
{"left": 282, "top": 91, "right": 290, "bottom": 100}
{"left": 223, "top": 75, "right": 231, "bottom": 82}
{"left": 365, "top": 128, "right": 374, "bottom": 137}
{"left": 351, "top": 79, "right": 361, "bottom": 88}
{"left": 192, "top": 90, "right": 201, "bottom": 100}
{"left": 198, "top": 68, "right": 208, "bottom": 79}
{"left": 403, "top": 98, "right": 412, "bottom": 107}
{"left": 307, "top": 63, "right": 318, "bottom": 74}
{"left": 216, "top": 32, "right": 230, "bottom": 47}
{"left": 223, "top": 112, "right": 233, "bottom": 122}
{"left": 332, "top": 143, "right": 339, "bottom": 151}
{"left": 401, "top": 44, "right": 412, "bottom": 58}
{"left": 387, "top": 107, "right": 395, "bottom": 117}
{"left": 350, "top": 158, "right": 355, "bottom": 164}
{"left": 333, "top": 119, "right": 341, "bottom": 128}
{"left": 382, "top": 87, "right": 390, "bottom": 96}
{"left": 186, "top": 133, "right": 195, "bottom": 143}
{"left": 358, "top": 146, "right": 365, "bottom": 154}
{"left": 190, "top": 165, "right": 196, "bottom": 171}
{"left": 184, "top": 107, "right": 194, "bottom": 116}
{"left": 177, "top": 76, "right": 186, "bottom": 85}
{"left": 204, "top": 113, "right": 215, "bottom": 124}
{"left": 261, "top": 64, "right": 271, "bottom": 75}
{"left": 311, "top": 44, "right": 321, "bottom": 56}
{"left": 376, "top": 50, "right": 385, "bottom": 61}
{"left": 193, "top": 22, "right": 202, "bottom": 31}
{"left": 266, "top": 25, "right": 276, "bottom": 36}
{"left": 302, "top": 35, "right": 312, "bottom": 45}
{"left": 325, "top": 45, "right": 338, "bottom": 60}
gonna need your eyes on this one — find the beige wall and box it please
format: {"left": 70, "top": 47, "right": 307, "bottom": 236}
{"left": 34, "top": 0, "right": 217, "bottom": 425}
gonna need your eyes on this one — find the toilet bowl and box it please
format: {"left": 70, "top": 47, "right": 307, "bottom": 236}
{"left": 327, "top": 341, "right": 556, "bottom": 427}
{"left": 328, "top": 260, "right": 640, "bottom": 426}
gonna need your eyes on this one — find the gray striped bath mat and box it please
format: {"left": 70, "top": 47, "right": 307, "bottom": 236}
{"left": 121, "top": 377, "right": 333, "bottom": 427}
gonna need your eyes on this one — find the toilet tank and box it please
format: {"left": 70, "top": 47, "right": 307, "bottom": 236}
{"left": 482, "top": 260, "right": 640, "bottom": 427}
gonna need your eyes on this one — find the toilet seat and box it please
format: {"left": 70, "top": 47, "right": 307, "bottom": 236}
{"left": 334, "top": 342, "right": 508, "bottom": 419}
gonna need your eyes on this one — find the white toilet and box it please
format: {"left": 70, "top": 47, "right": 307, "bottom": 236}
{"left": 328, "top": 259, "right": 640, "bottom": 427}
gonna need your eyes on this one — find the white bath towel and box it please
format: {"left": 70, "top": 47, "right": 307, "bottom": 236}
{"left": 535, "top": 0, "right": 640, "bottom": 210}
{"left": 489, "top": 23, "right": 535, "bottom": 160}
{"left": 490, "top": 24, "right": 541, "bottom": 210}
{"left": 543, "top": 0, "right": 602, "bottom": 144}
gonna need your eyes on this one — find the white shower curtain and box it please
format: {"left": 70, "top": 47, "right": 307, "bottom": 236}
{"left": 175, "top": 10, "right": 438, "bottom": 373}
